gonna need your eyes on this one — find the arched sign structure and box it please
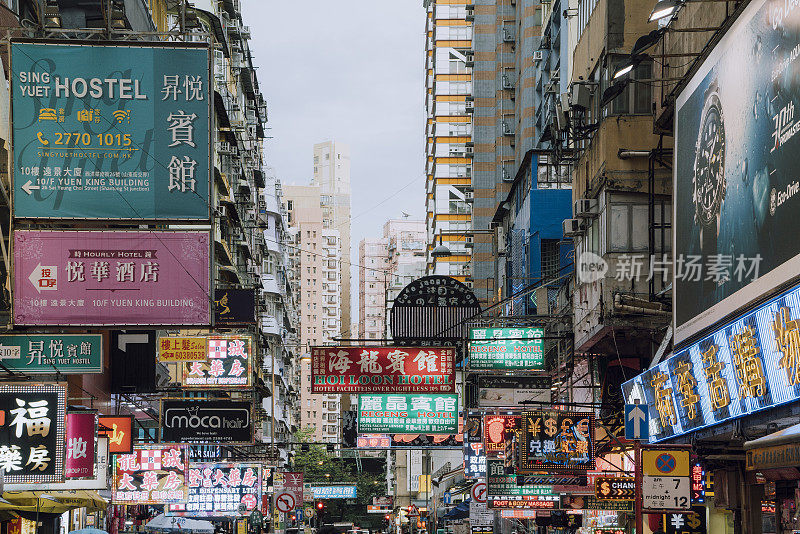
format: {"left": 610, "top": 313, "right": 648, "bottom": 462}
{"left": 390, "top": 275, "right": 481, "bottom": 343}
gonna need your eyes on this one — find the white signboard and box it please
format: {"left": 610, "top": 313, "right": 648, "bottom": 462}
{"left": 477, "top": 388, "right": 551, "bottom": 407}
{"left": 469, "top": 499, "right": 494, "bottom": 526}
{"left": 642, "top": 476, "right": 691, "bottom": 511}
{"left": 5, "top": 437, "right": 109, "bottom": 491}
{"left": 408, "top": 450, "right": 422, "bottom": 493}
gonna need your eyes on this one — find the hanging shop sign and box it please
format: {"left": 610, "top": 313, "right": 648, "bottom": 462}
{"left": 189, "top": 445, "right": 222, "bottom": 462}
{"left": 5, "top": 436, "right": 109, "bottom": 491}
{"left": 468, "top": 327, "right": 544, "bottom": 370}
{"left": 0, "top": 383, "right": 66, "bottom": 483}
{"left": 484, "top": 414, "right": 521, "bottom": 456}
{"left": 464, "top": 442, "right": 487, "bottom": 479}
{"left": 487, "top": 497, "right": 558, "bottom": 510}
{"left": 465, "top": 414, "right": 483, "bottom": 443}
{"left": 311, "top": 346, "right": 455, "bottom": 393}
{"left": 275, "top": 472, "right": 304, "bottom": 511}
{"left": 624, "top": 277, "right": 800, "bottom": 442}
{"left": 594, "top": 477, "right": 635, "bottom": 501}
{"left": 214, "top": 288, "right": 256, "bottom": 325}
{"left": 519, "top": 412, "right": 595, "bottom": 473}
{"left": 746, "top": 442, "right": 800, "bottom": 471}
{"left": 160, "top": 398, "right": 253, "bottom": 444}
{"left": 664, "top": 506, "right": 707, "bottom": 534}
{"left": 158, "top": 337, "right": 207, "bottom": 362}
{"left": 13, "top": 230, "right": 211, "bottom": 326}
{"left": 167, "top": 463, "right": 261, "bottom": 517}
{"left": 310, "top": 486, "right": 357, "bottom": 499}
{"left": 0, "top": 334, "right": 103, "bottom": 373}
{"left": 691, "top": 463, "right": 706, "bottom": 502}
{"left": 178, "top": 335, "right": 253, "bottom": 388}
{"left": 487, "top": 459, "right": 555, "bottom": 500}
{"left": 112, "top": 444, "right": 188, "bottom": 504}
{"left": 558, "top": 494, "right": 634, "bottom": 512}
{"left": 11, "top": 41, "right": 210, "bottom": 220}
{"left": 357, "top": 394, "right": 458, "bottom": 434}
{"left": 98, "top": 415, "right": 133, "bottom": 454}
{"left": 65, "top": 411, "right": 97, "bottom": 479}
{"left": 357, "top": 434, "right": 391, "bottom": 448}
{"left": 470, "top": 499, "right": 494, "bottom": 526}
{"left": 476, "top": 376, "right": 551, "bottom": 407}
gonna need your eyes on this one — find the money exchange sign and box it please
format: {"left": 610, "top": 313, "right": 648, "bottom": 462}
{"left": 468, "top": 327, "right": 544, "bottom": 370}
{"left": 311, "top": 346, "right": 455, "bottom": 393}
{"left": 519, "top": 412, "right": 595, "bottom": 473}
{"left": 357, "top": 394, "right": 458, "bottom": 434}
{"left": 0, "top": 334, "right": 102, "bottom": 373}
{"left": 11, "top": 41, "right": 210, "bottom": 220}
{"left": 113, "top": 445, "right": 188, "bottom": 504}
{"left": 0, "top": 383, "right": 66, "bottom": 483}
{"left": 168, "top": 463, "right": 261, "bottom": 516}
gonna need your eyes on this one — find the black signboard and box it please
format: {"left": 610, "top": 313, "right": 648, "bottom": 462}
{"left": 519, "top": 411, "right": 595, "bottom": 473}
{"left": 160, "top": 399, "right": 253, "bottom": 444}
{"left": 559, "top": 494, "right": 633, "bottom": 512}
{"left": 664, "top": 506, "right": 707, "bottom": 534}
{"left": 465, "top": 414, "right": 483, "bottom": 443}
{"left": 0, "top": 383, "right": 67, "bottom": 483}
{"left": 214, "top": 288, "right": 256, "bottom": 325}
{"left": 477, "top": 376, "right": 552, "bottom": 389}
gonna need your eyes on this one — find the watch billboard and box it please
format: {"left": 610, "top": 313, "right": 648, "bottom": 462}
{"left": 674, "top": 0, "right": 800, "bottom": 345}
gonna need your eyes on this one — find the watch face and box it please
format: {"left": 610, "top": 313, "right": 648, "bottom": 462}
{"left": 693, "top": 92, "right": 726, "bottom": 226}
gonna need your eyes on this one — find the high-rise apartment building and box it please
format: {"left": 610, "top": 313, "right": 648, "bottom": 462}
{"left": 359, "top": 237, "right": 389, "bottom": 340}
{"left": 384, "top": 219, "right": 426, "bottom": 338}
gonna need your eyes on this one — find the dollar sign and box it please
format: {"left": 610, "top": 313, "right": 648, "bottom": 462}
{"left": 687, "top": 513, "right": 701, "bottom": 529}
{"left": 600, "top": 481, "right": 610, "bottom": 496}
{"left": 545, "top": 418, "right": 558, "bottom": 437}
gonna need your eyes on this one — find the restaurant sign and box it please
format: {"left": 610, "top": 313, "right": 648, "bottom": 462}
{"left": 519, "top": 412, "right": 595, "bottom": 473}
{"left": 311, "top": 346, "right": 455, "bottom": 393}
{"left": 168, "top": 463, "right": 261, "bottom": 516}
{"left": 357, "top": 394, "right": 458, "bottom": 434}
{"left": 0, "top": 334, "right": 103, "bottom": 373}
{"left": 622, "top": 278, "right": 800, "bottom": 443}
{"left": 113, "top": 444, "right": 188, "bottom": 504}
{"left": 468, "top": 327, "right": 544, "bottom": 370}
{"left": 0, "top": 383, "right": 67, "bottom": 483}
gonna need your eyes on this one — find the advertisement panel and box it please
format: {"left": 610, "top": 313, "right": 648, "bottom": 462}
{"left": 310, "top": 486, "right": 357, "bottom": 499}
{"left": 0, "top": 383, "right": 66, "bottom": 483}
{"left": 214, "top": 288, "right": 256, "bottom": 325}
{"left": 487, "top": 459, "right": 554, "bottom": 499}
{"left": 0, "top": 334, "right": 103, "bottom": 373}
{"left": 673, "top": 0, "right": 800, "bottom": 344}
{"left": 468, "top": 327, "right": 544, "bottom": 370}
{"left": 13, "top": 230, "right": 210, "bottom": 325}
{"left": 464, "top": 442, "right": 486, "bottom": 479}
{"left": 112, "top": 444, "right": 188, "bottom": 504}
{"left": 622, "top": 277, "right": 800, "bottom": 442}
{"left": 357, "top": 394, "right": 458, "bottom": 434}
{"left": 178, "top": 335, "right": 253, "bottom": 388}
{"left": 519, "top": 412, "right": 595, "bottom": 473}
{"left": 311, "top": 346, "right": 455, "bottom": 393}
{"left": 158, "top": 336, "right": 207, "bottom": 362}
{"left": 168, "top": 463, "right": 261, "bottom": 516}
{"left": 160, "top": 398, "right": 253, "bottom": 444}
{"left": 483, "top": 415, "right": 521, "bottom": 456}
{"left": 65, "top": 412, "right": 96, "bottom": 478}
{"left": 11, "top": 41, "right": 210, "bottom": 220}
{"left": 477, "top": 376, "right": 551, "bottom": 407}
{"left": 98, "top": 415, "right": 133, "bottom": 454}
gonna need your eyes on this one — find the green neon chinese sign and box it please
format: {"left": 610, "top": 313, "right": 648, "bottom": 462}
{"left": 357, "top": 394, "right": 458, "bottom": 434}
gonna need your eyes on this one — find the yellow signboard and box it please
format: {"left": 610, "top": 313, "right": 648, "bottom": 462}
{"left": 642, "top": 449, "right": 690, "bottom": 478}
{"left": 746, "top": 442, "right": 800, "bottom": 471}
{"left": 158, "top": 336, "right": 206, "bottom": 361}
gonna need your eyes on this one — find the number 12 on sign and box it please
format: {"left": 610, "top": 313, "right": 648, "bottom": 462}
{"left": 642, "top": 476, "right": 690, "bottom": 511}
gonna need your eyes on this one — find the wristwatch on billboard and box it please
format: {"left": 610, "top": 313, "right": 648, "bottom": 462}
{"left": 692, "top": 79, "right": 727, "bottom": 256}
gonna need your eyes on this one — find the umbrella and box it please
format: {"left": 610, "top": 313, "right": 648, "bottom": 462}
{"left": 70, "top": 529, "right": 109, "bottom": 534}
{"left": 0, "top": 491, "right": 107, "bottom": 513}
{"left": 443, "top": 500, "right": 470, "bottom": 520}
{"left": 144, "top": 514, "right": 214, "bottom": 533}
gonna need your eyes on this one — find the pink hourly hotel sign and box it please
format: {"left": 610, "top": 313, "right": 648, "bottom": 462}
{"left": 14, "top": 230, "right": 210, "bottom": 325}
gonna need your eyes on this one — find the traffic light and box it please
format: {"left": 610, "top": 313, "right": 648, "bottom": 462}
{"left": 316, "top": 502, "right": 324, "bottom": 511}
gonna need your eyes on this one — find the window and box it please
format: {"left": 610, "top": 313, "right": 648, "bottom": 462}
{"left": 604, "top": 57, "right": 653, "bottom": 116}
{"left": 541, "top": 239, "right": 561, "bottom": 280}
{"left": 286, "top": 200, "right": 293, "bottom": 211}
{"left": 609, "top": 203, "right": 649, "bottom": 252}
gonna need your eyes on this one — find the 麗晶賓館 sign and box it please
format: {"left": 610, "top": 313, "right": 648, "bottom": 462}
{"left": 12, "top": 41, "right": 210, "bottom": 220}
{"left": 357, "top": 394, "right": 458, "bottom": 434}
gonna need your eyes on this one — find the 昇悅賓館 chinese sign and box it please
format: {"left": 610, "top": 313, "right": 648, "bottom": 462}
{"left": 622, "top": 277, "right": 800, "bottom": 443}
{"left": 0, "top": 383, "right": 67, "bottom": 483}
{"left": 11, "top": 41, "right": 210, "bottom": 220}
{"left": 468, "top": 327, "right": 544, "bottom": 370}
{"left": 13, "top": 230, "right": 210, "bottom": 326}
{"left": 357, "top": 394, "right": 458, "bottom": 434}
{"left": 311, "top": 346, "right": 455, "bottom": 393}
{"left": 113, "top": 445, "right": 188, "bottom": 504}
{"left": 0, "top": 334, "right": 102, "bottom": 373}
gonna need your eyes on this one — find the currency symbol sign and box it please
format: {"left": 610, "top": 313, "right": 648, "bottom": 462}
{"left": 687, "top": 513, "right": 701, "bottom": 529}
{"left": 544, "top": 418, "right": 558, "bottom": 437}
{"left": 600, "top": 481, "right": 610, "bottom": 496}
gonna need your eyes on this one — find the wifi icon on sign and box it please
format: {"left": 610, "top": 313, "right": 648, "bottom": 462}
{"left": 113, "top": 110, "right": 130, "bottom": 123}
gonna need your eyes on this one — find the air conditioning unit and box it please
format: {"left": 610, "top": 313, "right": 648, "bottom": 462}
{"left": 465, "top": 191, "right": 474, "bottom": 202}
{"left": 533, "top": 50, "right": 544, "bottom": 61}
{"left": 563, "top": 218, "right": 583, "bottom": 237}
{"left": 575, "top": 198, "right": 599, "bottom": 218}
{"left": 465, "top": 236, "right": 474, "bottom": 248}
{"left": 502, "top": 28, "right": 515, "bottom": 42}
{"left": 497, "top": 227, "right": 507, "bottom": 255}
{"left": 502, "top": 167, "right": 513, "bottom": 182}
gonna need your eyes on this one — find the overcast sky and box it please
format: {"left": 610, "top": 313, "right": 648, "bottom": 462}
{"left": 243, "top": 1, "right": 426, "bottom": 320}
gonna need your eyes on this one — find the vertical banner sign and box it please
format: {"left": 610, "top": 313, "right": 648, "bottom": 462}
{"left": 11, "top": 42, "right": 211, "bottom": 220}
{"left": 311, "top": 346, "right": 455, "bottom": 393}
{"left": 464, "top": 442, "right": 487, "bottom": 479}
{"left": 168, "top": 463, "right": 261, "bottom": 516}
{"left": 0, "top": 383, "right": 67, "bottom": 483}
{"left": 357, "top": 394, "right": 458, "bottom": 434}
{"left": 113, "top": 444, "right": 188, "bottom": 504}
{"left": 468, "top": 327, "right": 544, "bottom": 370}
{"left": 98, "top": 415, "right": 133, "bottom": 455}
{"left": 179, "top": 335, "right": 253, "bottom": 388}
{"left": 65, "top": 412, "right": 96, "bottom": 479}
{"left": 519, "top": 412, "right": 595, "bottom": 473}
{"left": 13, "top": 230, "right": 211, "bottom": 326}
{"left": 0, "top": 334, "right": 103, "bottom": 373}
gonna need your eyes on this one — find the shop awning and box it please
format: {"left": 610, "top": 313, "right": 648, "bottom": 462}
{"left": 744, "top": 422, "right": 800, "bottom": 478}
{"left": 0, "top": 491, "right": 107, "bottom": 513}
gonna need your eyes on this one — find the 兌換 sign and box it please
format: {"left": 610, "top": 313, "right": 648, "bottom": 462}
{"left": 357, "top": 394, "right": 458, "bottom": 434}
{"left": 160, "top": 398, "right": 253, "bottom": 444}
{"left": 11, "top": 42, "right": 210, "bottom": 220}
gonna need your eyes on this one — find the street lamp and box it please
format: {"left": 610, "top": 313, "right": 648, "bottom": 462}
{"left": 649, "top": 0, "right": 681, "bottom": 21}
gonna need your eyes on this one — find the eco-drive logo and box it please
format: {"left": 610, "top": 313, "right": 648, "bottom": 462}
{"left": 769, "top": 180, "right": 800, "bottom": 216}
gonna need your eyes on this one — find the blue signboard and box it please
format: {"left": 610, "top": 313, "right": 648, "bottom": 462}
{"left": 622, "top": 279, "right": 800, "bottom": 442}
{"left": 624, "top": 404, "right": 649, "bottom": 441}
{"left": 295, "top": 509, "right": 303, "bottom": 522}
{"left": 310, "top": 486, "right": 357, "bottom": 499}
{"left": 12, "top": 42, "right": 210, "bottom": 219}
